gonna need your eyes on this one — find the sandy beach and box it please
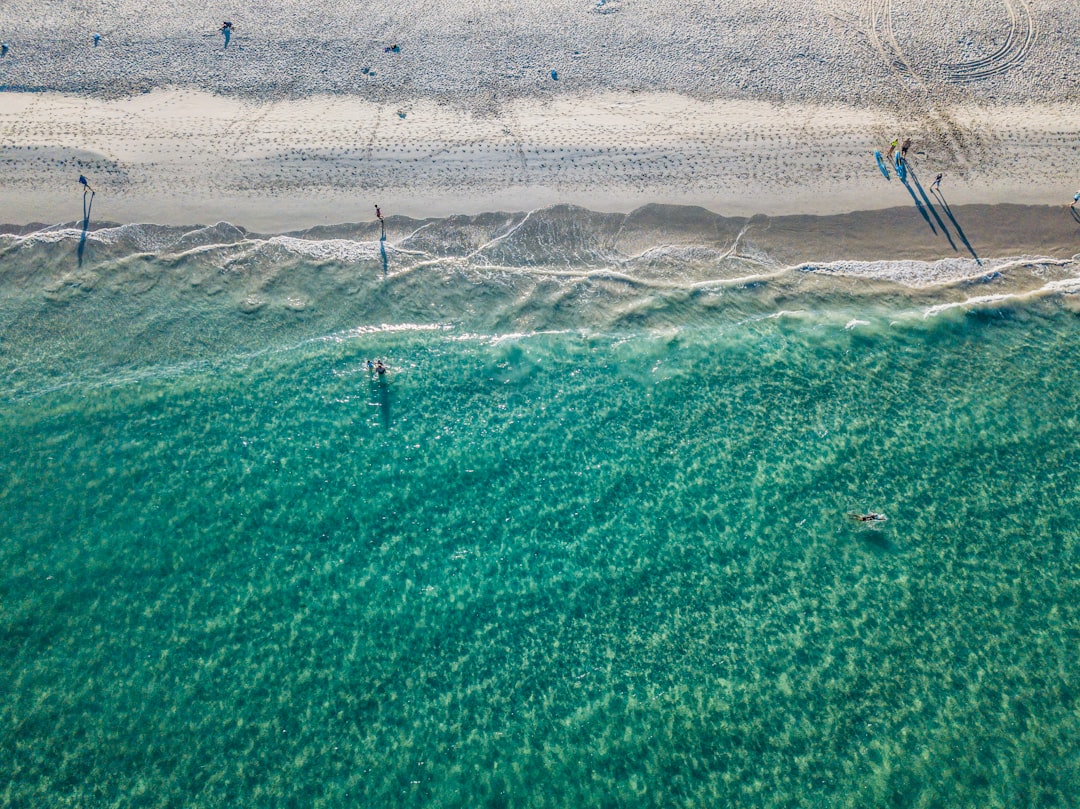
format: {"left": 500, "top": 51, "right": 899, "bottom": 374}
{"left": 1, "top": 0, "right": 1079, "bottom": 236}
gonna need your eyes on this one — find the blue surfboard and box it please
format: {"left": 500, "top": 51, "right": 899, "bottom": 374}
{"left": 895, "top": 154, "right": 907, "bottom": 183}
{"left": 873, "top": 150, "right": 890, "bottom": 180}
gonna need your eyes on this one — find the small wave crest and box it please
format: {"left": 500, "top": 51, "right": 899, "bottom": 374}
{"left": 2, "top": 204, "right": 1078, "bottom": 402}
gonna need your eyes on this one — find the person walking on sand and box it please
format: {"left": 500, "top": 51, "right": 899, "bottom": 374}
{"left": 900, "top": 137, "right": 912, "bottom": 158}
{"left": 79, "top": 175, "right": 94, "bottom": 194}
{"left": 1073, "top": 190, "right": 1080, "bottom": 207}
{"left": 886, "top": 138, "right": 898, "bottom": 160}
{"left": 220, "top": 21, "right": 232, "bottom": 48}
{"left": 931, "top": 173, "right": 942, "bottom": 191}
{"left": 375, "top": 204, "right": 386, "bottom": 237}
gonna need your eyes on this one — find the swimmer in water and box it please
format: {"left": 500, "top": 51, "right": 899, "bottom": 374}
{"left": 848, "top": 511, "right": 887, "bottom": 523}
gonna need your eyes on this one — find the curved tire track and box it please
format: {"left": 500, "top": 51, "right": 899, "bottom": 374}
{"left": 858, "top": 0, "right": 1037, "bottom": 85}
{"left": 941, "top": 0, "right": 1037, "bottom": 82}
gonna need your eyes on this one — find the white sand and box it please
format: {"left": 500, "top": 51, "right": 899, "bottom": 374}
{"left": 1, "top": 0, "right": 1079, "bottom": 229}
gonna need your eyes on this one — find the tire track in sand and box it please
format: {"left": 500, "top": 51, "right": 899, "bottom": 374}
{"left": 941, "top": 0, "right": 1038, "bottom": 82}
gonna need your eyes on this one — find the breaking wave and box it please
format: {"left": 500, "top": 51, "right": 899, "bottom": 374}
{"left": 1, "top": 203, "right": 1077, "bottom": 399}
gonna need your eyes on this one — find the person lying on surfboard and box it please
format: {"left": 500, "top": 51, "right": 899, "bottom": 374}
{"left": 848, "top": 511, "right": 887, "bottom": 523}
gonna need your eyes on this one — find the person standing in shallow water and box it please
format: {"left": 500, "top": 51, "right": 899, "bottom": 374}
{"left": 375, "top": 204, "right": 385, "bottom": 238}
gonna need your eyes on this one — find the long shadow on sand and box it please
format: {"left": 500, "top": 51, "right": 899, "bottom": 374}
{"left": 898, "top": 169, "right": 936, "bottom": 235}
{"left": 1070, "top": 206, "right": 1080, "bottom": 225}
{"left": 932, "top": 189, "right": 981, "bottom": 265}
{"left": 380, "top": 232, "right": 389, "bottom": 277}
{"left": 77, "top": 190, "right": 95, "bottom": 267}
{"left": 908, "top": 168, "right": 957, "bottom": 252}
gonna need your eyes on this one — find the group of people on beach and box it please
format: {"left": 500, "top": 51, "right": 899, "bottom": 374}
{"left": 886, "top": 137, "right": 912, "bottom": 162}
{"left": 882, "top": 135, "right": 1078, "bottom": 204}
{"left": 884, "top": 136, "right": 945, "bottom": 190}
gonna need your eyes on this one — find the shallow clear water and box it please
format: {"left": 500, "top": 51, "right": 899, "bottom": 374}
{"left": 2, "top": 217, "right": 1080, "bottom": 807}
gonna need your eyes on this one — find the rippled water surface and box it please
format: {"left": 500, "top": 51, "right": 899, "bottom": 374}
{"left": 2, "top": 214, "right": 1079, "bottom": 807}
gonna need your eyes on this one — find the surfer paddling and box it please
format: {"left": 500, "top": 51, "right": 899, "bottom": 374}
{"left": 848, "top": 511, "right": 887, "bottom": 524}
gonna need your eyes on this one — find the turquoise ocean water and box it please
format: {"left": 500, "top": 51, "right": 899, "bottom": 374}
{"left": 2, "top": 208, "right": 1080, "bottom": 807}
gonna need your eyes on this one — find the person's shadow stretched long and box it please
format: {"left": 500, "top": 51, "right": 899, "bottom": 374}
{"left": 931, "top": 188, "right": 980, "bottom": 265}
{"left": 908, "top": 168, "right": 956, "bottom": 251}
{"left": 78, "top": 190, "right": 95, "bottom": 267}
{"left": 373, "top": 376, "right": 391, "bottom": 429}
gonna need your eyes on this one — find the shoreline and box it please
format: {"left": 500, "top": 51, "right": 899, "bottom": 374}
{"left": 2, "top": 89, "right": 1079, "bottom": 232}
{"left": 4, "top": 202, "right": 1077, "bottom": 273}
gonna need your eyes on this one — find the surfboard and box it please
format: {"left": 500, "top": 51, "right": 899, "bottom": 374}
{"left": 873, "top": 150, "right": 890, "bottom": 180}
{"left": 895, "top": 154, "right": 907, "bottom": 183}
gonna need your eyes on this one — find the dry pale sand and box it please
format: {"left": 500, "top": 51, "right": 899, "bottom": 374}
{"left": 1, "top": 0, "right": 1079, "bottom": 234}
{"left": 1, "top": 90, "right": 1078, "bottom": 232}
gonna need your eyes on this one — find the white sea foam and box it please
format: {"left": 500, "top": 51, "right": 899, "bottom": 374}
{"left": 922, "top": 274, "right": 1080, "bottom": 317}
{"left": 266, "top": 235, "right": 383, "bottom": 264}
{"left": 801, "top": 257, "right": 1002, "bottom": 288}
